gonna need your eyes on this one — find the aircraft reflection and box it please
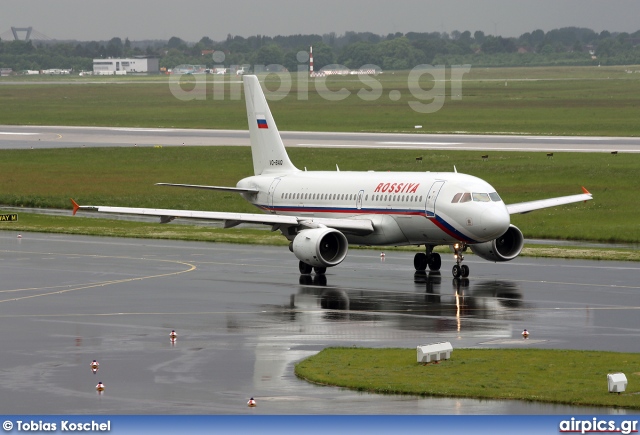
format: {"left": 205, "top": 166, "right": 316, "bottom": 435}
{"left": 293, "top": 273, "right": 528, "bottom": 333}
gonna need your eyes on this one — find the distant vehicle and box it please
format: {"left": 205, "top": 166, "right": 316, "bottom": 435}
{"left": 73, "top": 75, "right": 592, "bottom": 278}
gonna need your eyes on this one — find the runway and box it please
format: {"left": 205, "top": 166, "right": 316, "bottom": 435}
{"left": 1, "top": 232, "right": 638, "bottom": 414}
{"left": 1, "top": 124, "right": 640, "bottom": 152}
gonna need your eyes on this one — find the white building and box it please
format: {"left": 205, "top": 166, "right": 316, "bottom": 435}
{"left": 92, "top": 57, "right": 159, "bottom": 75}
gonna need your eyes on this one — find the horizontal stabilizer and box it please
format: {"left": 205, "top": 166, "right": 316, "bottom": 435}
{"left": 156, "top": 183, "right": 259, "bottom": 194}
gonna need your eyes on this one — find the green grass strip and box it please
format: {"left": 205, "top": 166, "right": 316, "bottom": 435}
{"left": 295, "top": 347, "right": 640, "bottom": 409}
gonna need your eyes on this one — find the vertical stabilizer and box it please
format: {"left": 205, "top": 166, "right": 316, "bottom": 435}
{"left": 243, "top": 75, "right": 299, "bottom": 175}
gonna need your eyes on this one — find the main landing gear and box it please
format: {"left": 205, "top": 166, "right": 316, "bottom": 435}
{"left": 451, "top": 242, "right": 469, "bottom": 278}
{"left": 413, "top": 246, "right": 442, "bottom": 272}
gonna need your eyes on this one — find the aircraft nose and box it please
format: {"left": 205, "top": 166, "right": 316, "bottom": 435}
{"left": 480, "top": 206, "right": 510, "bottom": 239}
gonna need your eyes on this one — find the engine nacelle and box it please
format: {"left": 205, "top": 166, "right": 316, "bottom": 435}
{"left": 292, "top": 228, "right": 349, "bottom": 268}
{"left": 470, "top": 225, "right": 524, "bottom": 262}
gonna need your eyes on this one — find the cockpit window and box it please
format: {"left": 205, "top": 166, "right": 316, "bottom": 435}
{"left": 451, "top": 193, "right": 462, "bottom": 203}
{"left": 472, "top": 193, "right": 491, "bottom": 202}
{"left": 489, "top": 192, "right": 502, "bottom": 202}
{"left": 460, "top": 193, "right": 472, "bottom": 203}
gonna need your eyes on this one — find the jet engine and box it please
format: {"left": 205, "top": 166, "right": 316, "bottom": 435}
{"left": 470, "top": 225, "right": 524, "bottom": 262}
{"left": 292, "top": 228, "right": 349, "bottom": 268}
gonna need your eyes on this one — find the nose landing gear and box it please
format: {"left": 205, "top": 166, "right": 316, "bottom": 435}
{"left": 452, "top": 243, "right": 469, "bottom": 278}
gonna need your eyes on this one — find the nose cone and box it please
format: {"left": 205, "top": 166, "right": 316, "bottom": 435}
{"left": 480, "top": 206, "right": 510, "bottom": 240}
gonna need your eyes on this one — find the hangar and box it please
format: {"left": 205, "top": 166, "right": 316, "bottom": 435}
{"left": 92, "top": 57, "right": 159, "bottom": 75}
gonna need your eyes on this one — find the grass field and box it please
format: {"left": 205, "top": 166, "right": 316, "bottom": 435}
{"left": 1, "top": 66, "right": 640, "bottom": 136}
{"left": 295, "top": 347, "right": 640, "bottom": 409}
{"left": 0, "top": 146, "right": 638, "bottom": 244}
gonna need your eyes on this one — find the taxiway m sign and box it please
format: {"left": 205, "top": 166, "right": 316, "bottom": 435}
{"left": 0, "top": 213, "right": 18, "bottom": 222}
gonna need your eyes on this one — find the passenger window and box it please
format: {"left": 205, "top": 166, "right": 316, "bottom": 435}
{"left": 460, "top": 193, "right": 471, "bottom": 203}
{"left": 489, "top": 192, "right": 502, "bottom": 202}
{"left": 452, "top": 193, "right": 462, "bottom": 203}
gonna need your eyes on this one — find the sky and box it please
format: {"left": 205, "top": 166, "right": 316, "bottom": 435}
{"left": 2, "top": 0, "right": 640, "bottom": 42}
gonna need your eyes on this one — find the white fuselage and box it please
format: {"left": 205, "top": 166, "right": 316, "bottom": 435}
{"left": 237, "top": 170, "right": 511, "bottom": 246}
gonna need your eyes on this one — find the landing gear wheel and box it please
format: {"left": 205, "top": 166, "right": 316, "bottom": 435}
{"left": 428, "top": 253, "right": 441, "bottom": 271}
{"left": 299, "top": 261, "right": 313, "bottom": 275}
{"left": 414, "top": 253, "right": 428, "bottom": 271}
{"left": 314, "top": 266, "right": 326, "bottom": 275}
{"left": 452, "top": 264, "right": 461, "bottom": 278}
{"left": 461, "top": 264, "right": 470, "bottom": 278}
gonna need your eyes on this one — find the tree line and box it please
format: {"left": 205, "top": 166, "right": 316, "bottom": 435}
{"left": 1, "top": 27, "right": 640, "bottom": 73}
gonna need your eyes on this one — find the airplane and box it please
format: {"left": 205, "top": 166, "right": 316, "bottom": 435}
{"left": 72, "top": 74, "right": 593, "bottom": 278}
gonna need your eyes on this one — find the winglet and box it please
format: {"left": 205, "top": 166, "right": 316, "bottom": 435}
{"left": 71, "top": 198, "right": 80, "bottom": 215}
{"left": 581, "top": 187, "right": 592, "bottom": 204}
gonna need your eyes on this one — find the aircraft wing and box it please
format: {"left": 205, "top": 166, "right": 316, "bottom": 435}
{"left": 506, "top": 187, "right": 592, "bottom": 215}
{"left": 71, "top": 200, "right": 374, "bottom": 235}
{"left": 155, "top": 183, "right": 259, "bottom": 194}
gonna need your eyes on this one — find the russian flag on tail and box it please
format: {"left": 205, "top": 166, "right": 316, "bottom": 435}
{"left": 257, "top": 114, "right": 268, "bottom": 129}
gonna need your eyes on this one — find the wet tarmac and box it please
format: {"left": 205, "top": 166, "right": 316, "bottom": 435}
{"left": 0, "top": 232, "right": 638, "bottom": 414}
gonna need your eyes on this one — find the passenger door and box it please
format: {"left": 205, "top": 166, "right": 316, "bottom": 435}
{"left": 425, "top": 181, "right": 445, "bottom": 217}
